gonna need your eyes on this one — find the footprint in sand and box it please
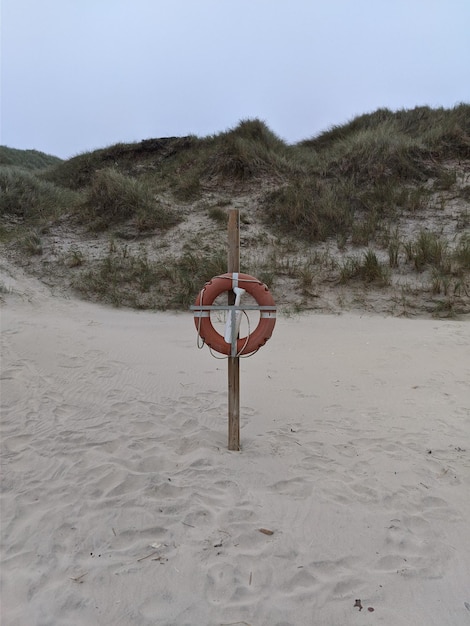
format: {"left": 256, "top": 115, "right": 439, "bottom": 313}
{"left": 375, "top": 514, "right": 452, "bottom": 578}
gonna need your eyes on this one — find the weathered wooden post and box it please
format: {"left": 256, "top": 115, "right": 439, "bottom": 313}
{"left": 227, "top": 209, "right": 240, "bottom": 451}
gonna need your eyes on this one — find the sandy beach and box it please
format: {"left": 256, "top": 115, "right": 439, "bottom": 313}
{"left": 1, "top": 267, "right": 470, "bottom": 626}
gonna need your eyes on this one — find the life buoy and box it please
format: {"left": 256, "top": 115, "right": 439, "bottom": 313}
{"left": 194, "top": 273, "right": 276, "bottom": 355}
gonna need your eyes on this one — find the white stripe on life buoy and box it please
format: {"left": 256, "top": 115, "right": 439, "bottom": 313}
{"left": 231, "top": 272, "right": 238, "bottom": 290}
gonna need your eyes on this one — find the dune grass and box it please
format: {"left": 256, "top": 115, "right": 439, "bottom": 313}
{"left": 0, "top": 166, "right": 78, "bottom": 223}
{"left": 79, "top": 167, "right": 180, "bottom": 232}
{"left": 34, "top": 104, "right": 470, "bottom": 244}
{"left": 1, "top": 104, "right": 469, "bottom": 313}
{"left": 72, "top": 244, "right": 227, "bottom": 309}
{"left": 338, "top": 250, "right": 391, "bottom": 286}
{"left": 0, "top": 146, "right": 62, "bottom": 170}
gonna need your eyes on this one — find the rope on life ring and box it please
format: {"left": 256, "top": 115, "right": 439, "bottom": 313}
{"left": 193, "top": 273, "right": 276, "bottom": 356}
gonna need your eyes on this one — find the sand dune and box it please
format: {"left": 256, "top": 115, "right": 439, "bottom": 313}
{"left": 1, "top": 267, "right": 470, "bottom": 625}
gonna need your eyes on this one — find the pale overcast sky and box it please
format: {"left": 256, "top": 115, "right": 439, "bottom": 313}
{"left": 1, "top": 0, "right": 469, "bottom": 159}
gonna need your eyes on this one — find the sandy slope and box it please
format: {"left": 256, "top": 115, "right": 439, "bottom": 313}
{"left": 1, "top": 265, "right": 470, "bottom": 626}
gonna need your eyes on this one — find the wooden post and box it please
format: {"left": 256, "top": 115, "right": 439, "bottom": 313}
{"left": 227, "top": 209, "right": 240, "bottom": 451}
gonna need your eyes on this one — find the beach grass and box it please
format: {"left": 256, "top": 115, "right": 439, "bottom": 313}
{"left": 1, "top": 104, "right": 469, "bottom": 314}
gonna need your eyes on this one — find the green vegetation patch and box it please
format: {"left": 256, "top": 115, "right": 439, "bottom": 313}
{"left": 0, "top": 166, "right": 78, "bottom": 223}
{"left": 404, "top": 230, "right": 450, "bottom": 272}
{"left": 338, "top": 250, "right": 391, "bottom": 286}
{"left": 0, "top": 146, "right": 62, "bottom": 170}
{"left": 72, "top": 244, "right": 227, "bottom": 309}
{"left": 79, "top": 168, "right": 180, "bottom": 232}
{"left": 43, "top": 137, "right": 198, "bottom": 190}
{"left": 262, "top": 179, "right": 353, "bottom": 241}
{"left": 262, "top": 104, "right": 470, "bottom": 243}
{"left": 204, "top": 119, "right": 292, "bottom": 181}
{"left": 300, "top": 104, "right": 470, "bottom": 157}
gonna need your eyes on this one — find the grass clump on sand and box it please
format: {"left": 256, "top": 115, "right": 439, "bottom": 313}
{"left": 454, "top": 233, "right": 470, "bottom": 270}
{"left": 338, "top": 250, "right": 391, "bottom": 286}
{"left": 19, "top": 230, "right": 43, "bottom": 255}
{"left": 403, "top": 230, "right": 450, "bottom": 272}
{"left": 262, "top": 179, "right": 353, "bottom": 241}
{"left": 204, "top": 118, "right": 294, "bottom": 181}
{"left": 79, "top": 168, "right": 180, "bottom": 232}
{"left": 0, "top": 166, "right": 78, "bottom": 224}
{"left": 72, "top": 244, "right": 227, "bottom": 310}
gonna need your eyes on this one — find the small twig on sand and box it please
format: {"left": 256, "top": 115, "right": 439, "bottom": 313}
{"left": 137, "top": 550, "right": 159, "bottom": 562}
{"left": 70, "top": 572, "right": 88, "bottom": 583}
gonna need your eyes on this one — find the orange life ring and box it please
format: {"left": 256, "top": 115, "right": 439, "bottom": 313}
{"left": 194, "top": 273, "right": 276, "bottom": 355}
